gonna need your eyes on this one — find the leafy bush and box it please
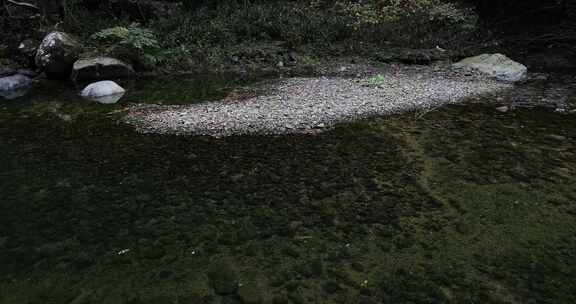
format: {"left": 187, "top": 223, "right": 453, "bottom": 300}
{"left": 91, "top": 23, "right": 169, "bottom": 69}
{"left": 153, "top": 0, "right": 478, "bottom": 51}
{"left": 70, "top": 0, "right": 481, "bottom": 69}
{"left": 335, "top": 0, "right": 479, "bottom": 46}
{"left": 91, "top": 23, "right": 159, "bottom": 51}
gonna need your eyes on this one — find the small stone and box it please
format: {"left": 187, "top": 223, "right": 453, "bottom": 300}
{"left": 207, "top": 260, "right": 239, "bottom": 295}
{"left": 322, "top": 281, "right": 342, "bottom": 294}
{"left": 238, "top": 283, "right": 263, "bottom": 304}
{"left": 495, "top": 106, "right": 509, "bottom": 113}
{"left": 545, "top": 134, "right": 567, "bottom": 141}
{"left": 287, "top": 292, "right": 304, "bottom": 304}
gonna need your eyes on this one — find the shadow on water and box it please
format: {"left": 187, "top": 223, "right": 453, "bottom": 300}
{"left": 0, "top": 73, "right": 575, "bottom": 304}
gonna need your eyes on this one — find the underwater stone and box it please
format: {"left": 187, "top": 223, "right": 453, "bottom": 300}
{"left": 207, "top": 261, "right": 239, "bottom": 295}
{"left": 322, "top": 281, "right": 343, "bottom": 294}
{"left": 237, "top": 283, "right": 263, "bottom": 304}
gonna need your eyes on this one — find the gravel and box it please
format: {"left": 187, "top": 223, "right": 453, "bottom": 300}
{"left": 123, "top": 64, "right": 513, "bottom": 136}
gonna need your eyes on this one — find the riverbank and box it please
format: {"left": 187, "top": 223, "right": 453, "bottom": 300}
{"left": 123, "top": 63, "right": 512, "bottom": 137}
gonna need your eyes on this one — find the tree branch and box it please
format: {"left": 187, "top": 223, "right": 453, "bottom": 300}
{"left": 6, "top": 0, "right": 39, "bottom": 11}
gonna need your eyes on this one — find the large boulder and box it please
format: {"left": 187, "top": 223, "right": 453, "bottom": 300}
{"left": 0, "top": 74, "right": 33, "bottom": 100}
{"left": 71, "top": 57, "right": 135, "bottom": 81}
{"left": 453, "top": 53, "right": 527, "bottom": 82}
{"left": 35, "top": 32, "right": 82, "bottom": 79}
{"left": 80, "top": 80, "right": 126, "bottom": 104}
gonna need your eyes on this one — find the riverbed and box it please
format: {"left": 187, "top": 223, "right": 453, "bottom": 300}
{"left": 0, "top": 71, "right": 575, "bottom": 303}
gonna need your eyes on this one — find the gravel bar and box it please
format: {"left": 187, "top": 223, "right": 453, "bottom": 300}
{"left": 124, "top": 65, "right": 512, "bottom": 136}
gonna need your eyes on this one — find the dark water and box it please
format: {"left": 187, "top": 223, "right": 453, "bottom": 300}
{"left": 0, "top": 75, "right": 575, "bottom": 304}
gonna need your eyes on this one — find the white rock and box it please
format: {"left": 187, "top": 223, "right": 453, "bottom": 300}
{"left": 453, "top": 53, "right": 527, "bottom": 82}
{"left": 80, "top": 81, "right": 126, "bottom": 104}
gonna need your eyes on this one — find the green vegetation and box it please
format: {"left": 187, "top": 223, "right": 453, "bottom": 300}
{"left": 367, "top": 74, "right": 386, "bottom": 88}
{"left": 53, "top": 0, "right": 481, "bottom": 71}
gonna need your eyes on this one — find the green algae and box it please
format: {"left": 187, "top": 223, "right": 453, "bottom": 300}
{"left": 0, "top": 75, "right": 575, "bottom": 304}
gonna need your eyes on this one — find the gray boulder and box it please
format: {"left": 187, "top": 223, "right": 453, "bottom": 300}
{"left": 35, "top": 32, "right": 82, "bottom": 79}
{"left": 0, "top": 74, "right": 33, "bottom": 100}
{"left": 80, "top": 80, "right": 126, "bottom": 104}
{"left": 71, "top": 57, "right": 135, "bottom": 81}
{"left": 453, "top": 53, "right": 527, "bottom": 82}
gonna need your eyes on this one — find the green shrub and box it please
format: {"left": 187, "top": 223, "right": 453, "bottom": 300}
{"left": 91, "top": 23, "right": 160, "bottom": 51}
{"left": 335, "top": 0, "right": 479, "bottom": 46}
{"left": 69, "top": 0, "right": 480, "bottom": 69}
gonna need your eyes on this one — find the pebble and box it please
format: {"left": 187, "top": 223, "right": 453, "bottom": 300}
{"left": 545, "top": 134, "right": 567, "bottom": 141}
{"left": 125, "top": 65, "right": 511, "bottom": 137}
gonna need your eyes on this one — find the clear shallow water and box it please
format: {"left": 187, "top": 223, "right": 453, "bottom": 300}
{"left": 0, "top": 74, "right": 575, "bottom": 304}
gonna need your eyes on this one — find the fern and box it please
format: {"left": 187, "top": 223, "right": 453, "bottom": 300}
{"left": 91, "top": 23, "right": 159, "bottom": 51}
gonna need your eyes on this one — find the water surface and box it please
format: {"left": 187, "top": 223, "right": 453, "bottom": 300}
{"left": 0, "top": 74, "right": 575, "bottom": 304}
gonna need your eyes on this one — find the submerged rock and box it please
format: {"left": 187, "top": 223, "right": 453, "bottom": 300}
{"left": 80, "top": 80, "right": 126, "bottom": 104}
{"left": 453, "top": 53, "right": 527, "bottom": 82}
{"left": 71, "top": 57, "right": 135, "bottom": 81}
{"left": 35, "top": 32, "right": 82, "bottom": 79}
{"left": 207, "top": 261, "right": 239, "bottom": 295}
{"left": 237, "top": 283, "right": 263, "bottom": 304}
{"left": 0, "top": 74, "right": 33, "bottom": 100}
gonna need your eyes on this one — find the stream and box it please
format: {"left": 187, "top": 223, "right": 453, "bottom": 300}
{"left": 0, "top": 72, "right": 575, "bottom": 303}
